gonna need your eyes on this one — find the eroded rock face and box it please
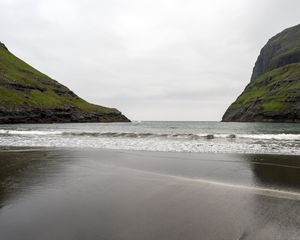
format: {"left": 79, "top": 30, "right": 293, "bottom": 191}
{"left": 222, "top": 24, "right": 300, "bottom": 122}
{"left": 0, "top": 42, "right": 8, "bottom": 51}
{"left": 0, "top": 106, "right": 129, "bottom": 124}
{"left": 0, "top": 42, "right": 130, "bottom": 124}
{"left": 251, "top": 24, "right": 300, "bottom": 81}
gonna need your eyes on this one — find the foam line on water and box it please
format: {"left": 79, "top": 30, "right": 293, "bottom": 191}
{"left": 1, "top": 129, "right": 300, "bottom": 141}
{"left": 188, "top": 178, "right": 300, "bottom": 200}
{"left": 0, "top": 130, "right": 62, "bottom": 135}
{"left": 252, "top": 161, "right": 300, "bottom": 169}
{"left": 122, "top": 167, "right": 300, "bottom": 200}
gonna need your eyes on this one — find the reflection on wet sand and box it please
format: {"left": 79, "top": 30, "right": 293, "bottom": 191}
{"left": 0, "top": 148, "right": 300, "bottom": 240}
{"left": 0, "top": 148, "right": 72, "bottom": 206}
{"left": 241, "top": 154, "right": 300, "bottom": 239}
{"left": 245, "top": 154, "right": 300, "bottom": 191}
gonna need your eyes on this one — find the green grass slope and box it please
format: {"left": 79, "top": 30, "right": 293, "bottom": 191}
{"left": 222, "top": 63, "right": 300, "bottom": 122}
{"left": 0, "top": 43, "right": 116, "bottom": 114}
{"left": 223, "top": 24, "right": 300, "bottom": 122}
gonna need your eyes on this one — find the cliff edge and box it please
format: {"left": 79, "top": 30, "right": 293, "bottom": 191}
{"left": 0, "top": 42, "right": 130, "bottom": 123}
{"left": 223, "top": 24, "right": 300, "bottom": 122}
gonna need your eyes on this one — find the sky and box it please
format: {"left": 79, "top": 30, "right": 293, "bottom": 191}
{"left": 1, "top": 0, "right": 300, "bottom": 121}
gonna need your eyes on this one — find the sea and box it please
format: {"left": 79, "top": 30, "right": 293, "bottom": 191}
{"left": 0, "top": 121, "right": 300, "bottom": 155}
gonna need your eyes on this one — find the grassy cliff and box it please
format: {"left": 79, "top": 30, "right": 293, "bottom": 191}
{"left": 0, "top": 42, "right": 129, "bottom": 123}
{"left": 223, "top": 24, "right": 300, "bottom": 122}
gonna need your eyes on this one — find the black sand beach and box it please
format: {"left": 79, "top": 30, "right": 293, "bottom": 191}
{"left": 0, "top": 148, "right": 300, "bottom": 239}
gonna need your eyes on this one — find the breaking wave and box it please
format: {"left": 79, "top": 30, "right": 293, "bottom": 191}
{"left": 0, "top": 130, "right": 62, "bottom": 135}
{"left": 1, "top": 129, "right": 300, "bottom": 141}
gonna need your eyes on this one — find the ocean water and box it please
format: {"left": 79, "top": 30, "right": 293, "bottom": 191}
{"left": 1, "top": 121, "right": 300, "bottom": 155}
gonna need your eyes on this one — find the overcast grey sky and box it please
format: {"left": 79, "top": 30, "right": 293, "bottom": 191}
{"left": 1, "top": 0, "right": 300, "bottom": 120}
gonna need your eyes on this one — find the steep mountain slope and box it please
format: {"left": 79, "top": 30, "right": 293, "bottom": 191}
{"left": 0, "top": 42, "right": 129, "bottom": 123}
{"left": 223, "top": 24, "right": 300, "bottom": 122}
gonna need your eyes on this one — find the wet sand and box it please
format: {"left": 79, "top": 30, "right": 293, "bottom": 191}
{"left": 0, "top": 148, "right": 300, "bottom": 239}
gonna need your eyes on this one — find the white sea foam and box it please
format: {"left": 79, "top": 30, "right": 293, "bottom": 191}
{"left": 237, "top": 133, "right": 300, "bottom": 140}
{"left": 1, "top": 129, "right": 300, "bottom": 141}
{"left": 0, "top": 122, "right": 300, "bottom": 155}
{"left": 0, "top": 130, "right": 62, "bottom": 135}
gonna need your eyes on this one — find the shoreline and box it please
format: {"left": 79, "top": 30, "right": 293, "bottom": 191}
{"left": 1, "top": 147, "right": 300, "bottom": 190}
{"left": 0, "top": 147, "right": 300, "bottom": 239}
{"left": 2, "top": 145, "right": 300, "bottom": 157}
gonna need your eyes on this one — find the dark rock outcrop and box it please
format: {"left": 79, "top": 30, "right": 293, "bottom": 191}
{"left": 0, "top": 42, "right": 8, "bottom": 51}
{"left": 0, "top": 106, "right": 129, "bottom": 124}
{"left": 223, "top": 24, "right": 300, "bottom": 122}
{"left": 251, "top": 24, "right": 300, "bottom": 81}
{"left": 0, "top": 42, "right": 130, "bottom": 124}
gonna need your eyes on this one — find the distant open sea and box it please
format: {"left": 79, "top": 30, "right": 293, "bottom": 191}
{"left": 1, "top": 121, "right": 300, "bottom": 155}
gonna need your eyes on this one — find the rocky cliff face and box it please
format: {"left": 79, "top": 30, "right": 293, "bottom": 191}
{"left": 222, "top": 24, "right": 300, "bottom": 122}
{"left": 0, "top": 42, "right": 130, "bottom": 123}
